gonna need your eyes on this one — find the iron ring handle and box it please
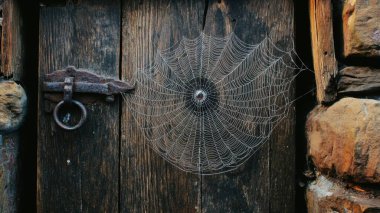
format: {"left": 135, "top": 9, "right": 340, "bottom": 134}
{"left": 53, "top": 100, "right": 87, "bottom": 131}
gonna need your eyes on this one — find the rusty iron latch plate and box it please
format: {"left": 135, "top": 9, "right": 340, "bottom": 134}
{"left": 42, "top": 66, "right": 134, "bottom": 130}
{"left": 43, "top": 66, "right": 134, "bottom": 103}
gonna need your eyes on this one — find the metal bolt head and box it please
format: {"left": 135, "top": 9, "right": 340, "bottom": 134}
{"left": 105, "top": 95, "right": 115, "bottom": 102}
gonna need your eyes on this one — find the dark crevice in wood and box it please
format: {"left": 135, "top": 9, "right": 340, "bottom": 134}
{"left": 40, "top": 0, "right": 77, "bottom": 7}
{"left": 340, "top": 56, "right": 380, "bottom": 68}
{"left": 118, "top": 2, "right": 122, "bottom": 212}
{"left": 294, "top": 0, "right": 316, "bottom": 212}
{"left": 331, "top": 0, "right": 344, "bottom": 63}
{"left": 202, "top": 0, "right": 208, "bottom": 30}
{"left": 6, "top": 0, "right": 39, "bottom": 212}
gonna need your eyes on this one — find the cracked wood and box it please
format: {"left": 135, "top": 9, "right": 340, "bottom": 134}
{"left": 309, "top": 0, "right": 339, "bottom": 104}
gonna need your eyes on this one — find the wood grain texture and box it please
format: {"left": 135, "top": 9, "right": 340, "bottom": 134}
{"left": 0, "top": 133, "right": 19, "bottom": 212}
{"left": 0, "top": 0, "right": 24, "bottom": 212}
{"left": 120, "top": 1, "right": 204, "bottom": 212}
{"left": 309, "top": 0, "right": 338, "bottom": 104}
{"left": 1, "top": 0, "right": 23, "bottom": 78}
{"left": 202, "top": 0, "right": 295, "bottom": 212}
{"left": 37, "top": 1, "right": 120, "bottom": 212}
{"left": 37, "top": 0, "right": 297, "bottom": 211}
{"left": 338, "top": 66, "right": 380, "bottom": 95}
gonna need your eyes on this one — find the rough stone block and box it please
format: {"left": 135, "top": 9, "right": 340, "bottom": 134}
{"left": 338, "top": 66, "right": 380, "bottom": 95}
{"left": 343, "top": 0, "right": 380, "bottom": 57}
{"left": 306, "top": 97, "right": 380, "bottom": 183}
{"left": 307, "top": 175, "right": 380, "bottom": 213}
{"left": 0, "top": 81, "right": 27, "bottom": 133}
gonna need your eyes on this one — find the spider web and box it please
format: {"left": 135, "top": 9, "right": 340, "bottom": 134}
{"left": 122, "top": 32, "right": 308, "bottom": 175}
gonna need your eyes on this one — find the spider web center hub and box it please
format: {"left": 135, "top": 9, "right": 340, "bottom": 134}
{"left": 184, "top": 77, "right": 219, "bottom": 115}
{"left": 193, "top": 89, "right": 207, "bottom": 104}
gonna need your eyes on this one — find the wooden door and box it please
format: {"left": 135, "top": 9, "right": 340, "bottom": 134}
{"left": 38, "top": 0, "right": 295, "bottom": 212}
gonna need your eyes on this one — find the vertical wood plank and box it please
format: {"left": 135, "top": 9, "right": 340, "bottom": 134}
{"left": 309, "top": 0, "right": 338, "bottom": 104}
{"left": 1, "top": 0, "right": 22, "bottom": 78}
{"left": 121, "top": 0, "right": 204, "bottom": 212}
{"left": 0, "top": 134, "right": 18, "bottom": 212}
{"left": 37, "top": 1, "right": 120, "bottom": 212}
{"left": 264, "top": 1, "right": 296, "bottom": 211}
{"left": 0, "top": 0, "right": 25, "bottom": 212}
{"left": 201, "top": 0, "right": 295, "bottom": 212}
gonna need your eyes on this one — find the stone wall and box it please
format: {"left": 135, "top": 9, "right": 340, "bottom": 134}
{"left": 307, "top": 0, "right": 380, "bottom": 212}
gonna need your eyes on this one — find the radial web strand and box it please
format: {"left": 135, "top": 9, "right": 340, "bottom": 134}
{"left": 122, "top": 32, "right": 309, "bottom": 175}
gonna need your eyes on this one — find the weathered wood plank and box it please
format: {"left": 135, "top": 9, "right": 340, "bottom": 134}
{"left": 1, "top": 0, "right": 23, "bottom": 79}
{"left": 0, "top": 133, "right": 18, "bottom": 213}
{"left": 121, "top": 0, "right": 204, "bottom": 212}
{"left": 263, "top": 1, "right": 296, "bottom": 211}
{"left": 309, "top": 0, "right": 339, "bottom": 104}
{"left": 202, "top": 0, "right": 295, "bottom": 212}
{"left": 338, "top": 66, "right": 380, "bottom": 95}
{"left": 0, "top": 0, "right": 25, "bottom": 212}
{"left": 37, "top": 1, "right": 120, "bottom": 212}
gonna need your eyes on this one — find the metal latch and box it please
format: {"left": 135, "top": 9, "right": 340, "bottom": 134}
{"left": 43, "top": 66, "right": 134, "bottom": 130}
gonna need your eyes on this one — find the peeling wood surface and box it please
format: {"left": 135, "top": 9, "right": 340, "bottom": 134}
{"left": 338, "top": 66, "right": 380, "bottom": 95}
{"left": 37, "top": 1, "right": 120, "bottom": 212}
{"left": 309, "top": 0, "right": 339, "bottom": 104}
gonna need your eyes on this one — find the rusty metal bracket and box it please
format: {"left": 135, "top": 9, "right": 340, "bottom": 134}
{"left": 43, "top": 66, "right": 134, "bottom": 131}
{"left": 43, "top": 66, "right": 135, "bottom": 102}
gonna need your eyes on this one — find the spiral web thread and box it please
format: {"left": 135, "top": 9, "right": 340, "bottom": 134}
{"left": 122, "top": 32, "right": 309, "bottom": 175}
